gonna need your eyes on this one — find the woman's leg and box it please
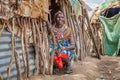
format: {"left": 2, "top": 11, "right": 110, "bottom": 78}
{"left": 62, "top": 58, "right": 73, "bottom": 74}
{"left": 53, "top": 61, "right": 59, "bottom": 74}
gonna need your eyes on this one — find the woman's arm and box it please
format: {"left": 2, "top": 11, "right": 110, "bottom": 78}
{"left": 62, "top": 44, "right": 75, "bottom": 50}
{"left": 61, "top": 34, "right": 75, "bottom": 50}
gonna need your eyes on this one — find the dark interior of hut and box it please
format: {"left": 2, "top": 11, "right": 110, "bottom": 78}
{"left": 49, "top": 0, "right": 61, "bottom": 24}
{"left": 101, "top": 7, "right": 120, "bottom": 18}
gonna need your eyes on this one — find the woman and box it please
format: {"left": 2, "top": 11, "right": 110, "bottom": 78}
{"left": 49, "top": 11, "right": 75, "bottom": 74}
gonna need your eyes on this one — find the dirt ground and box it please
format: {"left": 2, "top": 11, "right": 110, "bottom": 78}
{"left": 29, "top": 56, "right": 120, "bottom": 80}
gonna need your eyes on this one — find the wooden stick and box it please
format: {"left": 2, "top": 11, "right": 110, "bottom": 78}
{"left": 24, "top": 18, "right": 30, "bottom": 77}
{"left": 39, "top": 20, "right": 43, "bottom": 73}
{"left": 70, "top": 16, "right": 79, "bottom": 60}
{"left": 35, "top": 19, "right": 45, "bottom": 74}
{"left": 77, "top": 12, "right": 84, "bottom": 60}
{"left": 19, "top": 17, "right": 27, "bottom": 79}
{"left": 43, "top": 24, "right": 50, "bottom": 74}
{"left": 14, "top": 50, "right": 22, "bottom": 80}
{"left": 82, "top": 10, "right": 88, "bottom": 59}
{"left": 0, "top": 23, "right": 4, "bottom": 38}
{"left": 47, "top": 24, "right": 57, "bottom": 75}
{"left": 73, "top": 15, "right": 81, "bottom": 61}
{"left": 38, "top": 19, "right": 44, "bottom": 74}
{"left": 11, "top": 18, "right": 22, "bottom": 80}
{"left": 31, "top": 19, "right": 39, "bottom": 75}
{"left": 7, "top": 19, "right": 15, "bottom": 80}
{"left": 21, "top": 28, "right": 27, "bottom": 78}
{"left": 0, "top": 73, "right": 2, "bottom": 80}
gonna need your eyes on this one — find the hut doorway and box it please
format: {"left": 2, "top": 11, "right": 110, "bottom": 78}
{"left": 49, "top": 0, "right": 62, "bottom": 24}
{"left": 49, "top": 0, "right": 61, "bottom": 24}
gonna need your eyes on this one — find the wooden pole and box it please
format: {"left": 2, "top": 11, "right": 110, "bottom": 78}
{"left": 7, "top": 18, "right": 15, "bottom": 80}
{"left": 48, "top": 25, "right": 56, "bottom": 75}
{"left": 35, "top": 19, "right": 45, "bottom": 74}
{"left": 24, "top": 18, "right": 30, "bottom": 77}
{"left": 31, "top": 19, "right": 39, "bottom": 75}
{"left": 21, "top": 28, "right": 27, "bottom": 78}
{"left": 0, "top": 73, "right": 2, "bottom": 80}
{"left": 20, "top": 17, "right": 27, "bottom": 79}
{"left": 14, "top": 50, "right": 22, "bottom": 80}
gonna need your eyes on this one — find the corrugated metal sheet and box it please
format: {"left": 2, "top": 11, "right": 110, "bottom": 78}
{"left": 0, "top": 30, "right": 35, "bottom": 80}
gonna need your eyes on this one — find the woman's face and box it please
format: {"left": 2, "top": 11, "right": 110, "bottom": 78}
{"left": 56, "top": 13, "right": 65, "bottom": 26}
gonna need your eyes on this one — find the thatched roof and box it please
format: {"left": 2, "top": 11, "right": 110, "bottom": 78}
{"left": 0, "top": 0, "right": 49, "bottom": 21}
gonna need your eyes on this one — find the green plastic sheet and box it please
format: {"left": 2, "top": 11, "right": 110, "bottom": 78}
{"left": 70, "top": 0, "right": 79, "bottom": 15}
{"left": 99, "top": 13, "right": 120, "bottom": 56}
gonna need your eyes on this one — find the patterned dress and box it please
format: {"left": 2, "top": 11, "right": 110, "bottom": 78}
{"left": 49, "top": 24, "right": 74, "bottom": 61}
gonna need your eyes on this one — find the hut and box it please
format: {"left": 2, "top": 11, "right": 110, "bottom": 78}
{"left": 90, "top": 0, "right": 120, "bottom": 56}
{"left": 0, "top": 0, "right": 95, "bottom": 80}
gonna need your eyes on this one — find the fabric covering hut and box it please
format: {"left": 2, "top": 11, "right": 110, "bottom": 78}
{"left": 0, "top": 0, "right": 93, "bottom": 80}
{"left": 90, "top": 0, "right": 120, "bottom": 56}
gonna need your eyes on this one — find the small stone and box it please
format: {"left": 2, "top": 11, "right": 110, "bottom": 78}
{"left": 96, "top": 78, "right": 106, "bottom": 80}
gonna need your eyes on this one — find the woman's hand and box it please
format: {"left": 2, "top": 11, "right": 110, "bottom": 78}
{"left": 59, "top": 45, "right": 66, "bottom": 50}
{"left": 60, "top": 46, "right": 66, "bottom": 50}
{"left": 60, "top": 44, "right": 75, "bottom": 50}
